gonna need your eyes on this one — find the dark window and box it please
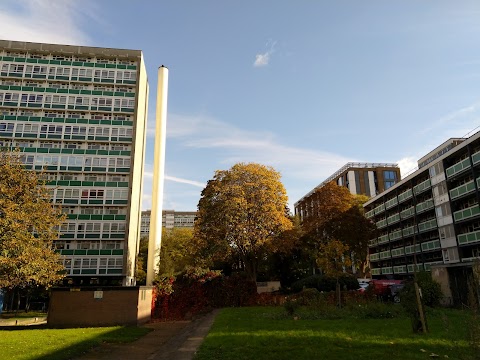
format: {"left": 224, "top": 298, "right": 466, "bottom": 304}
{"left": 384, "top": 171, "right": 397, "bottom": 190}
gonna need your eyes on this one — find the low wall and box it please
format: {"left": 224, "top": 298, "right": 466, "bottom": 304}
{"left": 256, "top": 281, "right": 281, "bottom": 294}
{"left": 48, "top": 286, "right": 153, "bottom": 327}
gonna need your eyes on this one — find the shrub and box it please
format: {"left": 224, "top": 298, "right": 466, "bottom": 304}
{"left": 291, "top": 274, "right": 359, "bottom": 293}
{"left": 284, "top": 298, "right": 300, "bottom": 316}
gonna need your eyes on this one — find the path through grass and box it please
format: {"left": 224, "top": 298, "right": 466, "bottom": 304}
{"left": 195, "top": 307, "right": 474, "bottom": 360}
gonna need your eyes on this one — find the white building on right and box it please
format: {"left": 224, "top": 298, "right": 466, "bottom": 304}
{"left": 364, "top": 131, "right": 480, "bottom": 306}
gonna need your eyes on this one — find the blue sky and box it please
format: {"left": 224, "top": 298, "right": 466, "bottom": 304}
{"left": 2, "top": 1, "right": 480, "bottom": 211}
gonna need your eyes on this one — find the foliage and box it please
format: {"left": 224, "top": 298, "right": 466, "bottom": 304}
{"left": 196, "top": 307, "right": 474, "bottom": 360}
{"left": 193, "top": 163, "right": 293, "bottom": 281}
{"left": 401, "top": 271, "right": 442, "bottom": 309}
{"left": 159, "top": 227, "right": 195, "bottom": 276}
{"left": 135, "top": 235, "right": 148, "bottom": 285}
{"left": 316, "top": 239, "right": 352, "bottom": 278}
{"left": 290, "top": 274, "right": 359, "bottom": 293}
{"left": 153, "top": 269, "right": 258, "bottom": 320}
{"left": 0, "top": 152, "right": 66, "bottom": 289}
{"left": 0, "top": 326, "right": 150, "bottom": 360}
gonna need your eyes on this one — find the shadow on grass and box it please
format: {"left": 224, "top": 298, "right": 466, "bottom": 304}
{"left": 0, "top": 325, "right": 151, "bottom": 360}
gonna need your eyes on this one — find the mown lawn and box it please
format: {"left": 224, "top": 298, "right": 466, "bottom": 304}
{"left": 195, "top": 307, "right": 476, "bottom": 360}
{"left": 0, "top": 326, "right": 150, "bottom": 360}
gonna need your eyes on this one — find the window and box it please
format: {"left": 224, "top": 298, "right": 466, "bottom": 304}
{"left": 383, "top": 171, "right": 397, "bottom": 190}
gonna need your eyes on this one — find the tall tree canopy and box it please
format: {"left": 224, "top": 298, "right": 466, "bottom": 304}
{"left": 193, "top": 163, "right": 293, "bottom": 281}
{"left": 301, "top": 182, "right": 375, "bottom": 276}
{"left": 159, "top": 227, "right": 195, "bottom": 277}
{"left": 0, "top": 152, "right": 66, "bottom": 289}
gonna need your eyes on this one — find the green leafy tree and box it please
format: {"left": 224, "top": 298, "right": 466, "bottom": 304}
{"left": 0, "top": 152, "right": 66, "bottom": 290}
{"left": 135, "top": 235, "right": 148, "bottom": 285}
{"left": 159, "top": 227, "right": 195, "bottom": 276}
{"left": 193, "top": 163, "right": 293, "bottom": 281}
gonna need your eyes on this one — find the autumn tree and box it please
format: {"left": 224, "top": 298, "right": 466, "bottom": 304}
{"left": 135, "top": 235, "right": 148, "bottom": 285}
{"left": 0, "top": 152, "right": 66, "bottom": 291}
{"left": 193, "top": 163, "right": 293, "bottom": 281}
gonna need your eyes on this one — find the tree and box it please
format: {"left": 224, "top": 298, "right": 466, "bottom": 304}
{"left": 159, "top": 227, "right": 195, "bottom": 276}
{"left": 193, "top": 163, "right": 293, "bottom": 281}
{"left": 0, "top": 152, "right": 66, "bottom": 291}
{"left": 316, "top": 239, "right": 352, "bottom": 307}
{"left": 135, "top": 235, "right": 148, "bottom": 285}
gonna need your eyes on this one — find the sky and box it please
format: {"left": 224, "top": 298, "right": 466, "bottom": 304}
{"left": 1, "top": 0, "right": 480, "bottom": 212}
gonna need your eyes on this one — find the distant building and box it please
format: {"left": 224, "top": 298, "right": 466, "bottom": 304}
{"left": 364, "top": 133, "right": 480, "bottom": 306}
{"left": 294, "top": 163, "right": 401, "bottom": 221}
{"left": 141, "top": 210, "right": 197, "bottom": 235}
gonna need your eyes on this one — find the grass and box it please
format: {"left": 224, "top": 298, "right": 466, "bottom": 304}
{"left": 0, "top": 326, "right": 151, "bottom": 360}
{"left": 195, "top": 306, "right": 475, "bottom": 360}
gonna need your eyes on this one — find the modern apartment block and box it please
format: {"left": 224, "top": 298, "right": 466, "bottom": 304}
{"left": 140, "top": 210, "right": 197, "bottom": 235}
{"left": 364, "top": 133, "right": 480, "bottom": 305}
{"left": 294, "top": 163, "right": 401, "bottom": 221}
{"left": 0, "top": 40, "right": 148, "bottom": 286}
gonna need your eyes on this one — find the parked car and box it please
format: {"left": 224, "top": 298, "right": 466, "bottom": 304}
{"left": 369, "top": 280, "right": 404, "bottom": 302}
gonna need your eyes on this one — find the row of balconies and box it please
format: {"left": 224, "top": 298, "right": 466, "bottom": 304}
{"left": 370, "top": 219, "right": 437, "bottom": 248}
{"left": 446, "top": 149, "right": 480, "bottom": 178}
{"left": 370, "top": 263, "right": 426, "bottom": 276}
{"left": 370, "top": 239, "right": 440, "bottom": 262}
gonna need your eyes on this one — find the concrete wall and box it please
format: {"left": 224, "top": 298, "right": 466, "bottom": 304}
{"left": 256, "top": 281, "right": 281, "bottom": 294}
{"left": 431, "top": 265, "right": 453, "bottom": 306}
{"left": 48, "top": 286, "right": 153, "bottom": 327}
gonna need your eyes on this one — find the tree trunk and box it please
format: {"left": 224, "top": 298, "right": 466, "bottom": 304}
{"left": 336, "top": 277, "right": 341, "bottom": 308}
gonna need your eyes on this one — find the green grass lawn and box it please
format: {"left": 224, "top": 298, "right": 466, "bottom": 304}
{"left": 195, "top": 307, "right": 476, "bottom": 360}
{"left": 0, "top": 326, "right": 150, "bottom": 360}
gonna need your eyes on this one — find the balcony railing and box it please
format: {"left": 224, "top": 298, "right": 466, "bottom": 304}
{"left": 421, "top": 239, "right": 441, "bottom": 252}
{"left": 400, "top": 206, "right": 415, "bottom": 220}
{"left": 402, "top": 225, "right": 417, "bottom": 238}
{"left": 369, "top": 253, "right": 379, "bottom": 261}
{"left": 365, "top": 209, "right": 375, "bottom": 219}
{"left": 388, "top": 230, "right": 403, "bottom": 241}
{"left": 398, "top": 189, "right": 413, "bottom": 203}
{"left": 449, "top": 180, "right": 475, "bottom": 200}
{"left": 381, "top": 267, "right": 393, "bottom": 275}
{"left": 379, "top": 250, "right": 391, "bottom": 259}
{"left": 454, "top": 204, "right": 480, "bottom": 222}
{"left": 458, "top": 230, "right": 480, "bottom": 246}
{"left": 416, "top": 198, "right": 434, "bottom": 214}
{"left": 393, "top": 265, "right": 407, "bottom": 274}
{"left": 376, "top": 219, "right": 387, "bottom": 228}
{"left": 387, "top": 213, "right": 400, "bottom": 225}
{"left": 368, "top": 238, "right": 378, "bottom": 247}
{"left": 385, "top": 197, "right": 398, "bottom": 209}
{"left": 371, "top": 268, "right": 381, "bottom": 276}
{"left": 391, "top": 247, "right": 405, "bottom": 257}
{"left": 405, "top": 244, "right": 421, "bottom": 255}
{"left": 446, "top": 157, "right": 472, "bottom": 178}
{"left": 378, "top": 234, "right": 390, "bottom": 245}
{"left": 418, "top": 219, "right": 437, "bottom": 233}
{"left": 472, "top": 150, "right": 480, "bottom": 166}
{"left": 374, "top": 203, "right": 385, "bottom": 215}
{"left": 407, "top": 263, "right": 424, "bottom": 273}
{"left": 413, "top": 179, "right": 431, "bottom": 195}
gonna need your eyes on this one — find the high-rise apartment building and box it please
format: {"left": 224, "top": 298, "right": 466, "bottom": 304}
{"left": 140, "top": 210, "right": 197, "bottom": 235}
{"left": 295, "top": 163, "right": 401, "bottom": 221}
{"left": 364, "top": 134, "right": 480, "bottom": 306}
{"left": 0, "top": 40, "right": 148, "bottom": 286}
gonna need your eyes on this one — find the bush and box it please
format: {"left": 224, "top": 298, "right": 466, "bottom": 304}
{"left": 284, "top": 298, "right": 300, "bottom": 316}
{"left": 291, "top": 274, "right": 359, "bottom": 293}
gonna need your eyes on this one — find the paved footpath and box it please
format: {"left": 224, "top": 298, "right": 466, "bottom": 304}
{"left": 74, "top": 309, "right": 219, "bottom": 360}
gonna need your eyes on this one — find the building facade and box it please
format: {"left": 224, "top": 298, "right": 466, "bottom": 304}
{"left": 364, "top": 134, "right": 480, "bottom": 305}
{"left": 295, "top": 163, "right": 401, "bottom": 221}
{"left": 0, "top": 40, "right": 149, "bottom": 286}
{"left": 140, "top": 210, "right": 197, "bottom": 235}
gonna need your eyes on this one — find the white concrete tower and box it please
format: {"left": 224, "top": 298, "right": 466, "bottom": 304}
{"left": 146, "top": 66, "right": 169, "bottom": 286}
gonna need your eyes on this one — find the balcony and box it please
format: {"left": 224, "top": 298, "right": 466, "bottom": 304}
{"left": 393, "top": 265, "right": 407, "bottom": 274}
{"left": 413, "top": 179, "right": 432, "bottom": 195}
{"left": 424, "top": 262, "right": 442, "bottom": 271}
{"left": 376, "top": 219, "right": 387, "bottom": 229}
{"left": 379, "top": 250, "right": 391, "bottom": 259}
{"left": 402, "top": 225, "right": 417, "bottom": 238}
{"left": 374, "top": 203, "right": 386, "bottom": 215}
{"left": 365, "top": 209, "right": 375, "bottom": 219}
{"left": 381, "top": 267, "right": 393, "bottom": 275}
{"left": 421, "top": 239, "right": 441, "bottom": 252}
{"left": 378, "top": 234, "right": 390, "bottom": 245}
{"left": 458, "top": 230, "right": 480, "bottom": 246}
{"left": 385, "top": 197, "right": 398, "bottom": 209}
{"left": 391, "top": 247, "right": 405, "bottom": 257}
{"left": 446, "top": 157, "right": 472, "bottom": 178}
{"left": 416, "top": 199, "right": 434, "bottom": 214}
{"left": 400, "top": 206, "right": 415, "bottom": 220}
{"left": 454, "top": 204, "right": 480, "bottom": 222}
{"left": 417, "top": 219, "right": 437, "bottom": 233}
{"left": 449, "top": 180, "right": 475, "bottom": 200}
{"left": 368, "top": 238, "right": 378, "bottom": 247}
{"left": 387, "top": 213, "right": 400, "bottom": 225}
{"left": 407, "top": 263, "right": 424, "bottom": 273}
{"left": 371, "top": 268, "right": 381, "bottom": 276}
{"left": 472, "top": 150, "right": 480, "bottom": 165}
{"left": 369, "top": 253, "right": 379, "bottom": 261}
{"left": 405, "top": 244, "right": 421, "bottom": 255}
{"left": 388, "top": 229, "right": 403, "bottom": 241}
{"left": 398, "top": 189, "right": 413, "bottom": 203}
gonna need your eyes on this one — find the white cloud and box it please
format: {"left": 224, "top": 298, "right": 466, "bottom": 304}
{"left": 396, "top": 156, "right": 418, "bottom": 178}
{"left": 167, "top": 113, "right": 352, "bottom": 183}
{"left": 253, "top": 40, "right": 277, "bottom": 67}
{"left": 165, "top": 175, "right": 205, "bottom": 188}
{"left": 0, "top": 0, "right": 93, "bottom": 45}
